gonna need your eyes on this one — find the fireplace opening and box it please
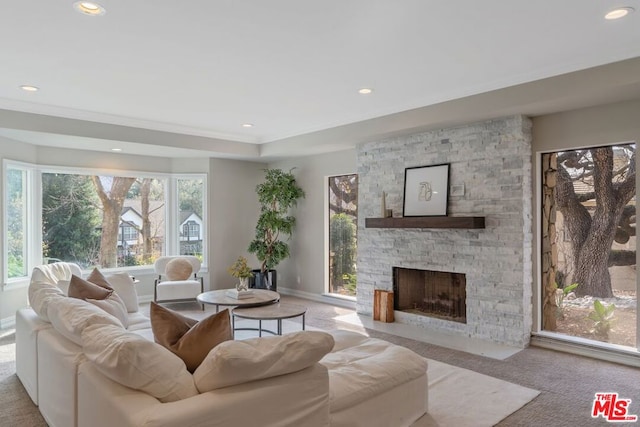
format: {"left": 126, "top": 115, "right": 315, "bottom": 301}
{"left": 393, "top": 267, "right": 466, "bottom": 323}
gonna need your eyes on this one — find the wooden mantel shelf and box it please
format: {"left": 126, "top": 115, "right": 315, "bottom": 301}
{"left": 365, "top": 216, "right": 485, "bottom": 229}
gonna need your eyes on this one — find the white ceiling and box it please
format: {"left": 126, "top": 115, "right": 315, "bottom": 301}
{"left": 1, "top": 0, "right": 639, "bottom": 159}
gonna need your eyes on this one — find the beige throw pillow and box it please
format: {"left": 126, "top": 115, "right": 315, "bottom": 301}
{"left": 68, "top": 275, "right": 112, "bottom": 300}
{"left": 150, "top": 302, "right": 232, "bottom": 373}
{"left": 165, "top": 258, "right": 193, "bottom": 281}
{"left": 193, "top": 331, "right": 335, "bottom": 392}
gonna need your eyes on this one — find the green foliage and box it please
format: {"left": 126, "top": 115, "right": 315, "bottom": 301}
{"left": 330, "top": 213, "right": 357, "bottom": 290}
{"left": 248, "top": 169, "right": 305, "bottom": 272}
{"left": 342, "top": 273, "right": 357, "bottom": 295}
{"left": 227, "top": 256, "right": 253, "bottom": 278}
{"left": 42, "top": 173, "right": 102, "bottom": 268}
{"left": 588, "top": 300, "right": 616, "bottom": 338}
{"left": 555, "top": 282, "right": 579, "bottom": 319}
{"left": 178, "top": 178, "right": 204, "bottom": 218}
{"left": 6, "top": 169, "right": 26, "bottom": 278}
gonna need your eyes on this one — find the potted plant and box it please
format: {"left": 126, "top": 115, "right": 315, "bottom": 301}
{"left": 248, "top": 168, "right": 305, "bottom": 290}
{"left": 227, "top": 256, "right": 253, "bottom": 291}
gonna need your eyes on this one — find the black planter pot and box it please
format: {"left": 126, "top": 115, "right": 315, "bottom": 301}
{"left": 250, "top": 269, "right": 277, "bottom": 291}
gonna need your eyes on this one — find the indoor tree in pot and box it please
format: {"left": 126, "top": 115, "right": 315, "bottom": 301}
{"left": 248, "top": 168, "right": 305, "bottom": 290}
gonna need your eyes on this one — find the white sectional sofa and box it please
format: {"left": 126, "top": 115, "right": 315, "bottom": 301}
{"left": 16, "top": 262, "right": 429, "bottom": 427}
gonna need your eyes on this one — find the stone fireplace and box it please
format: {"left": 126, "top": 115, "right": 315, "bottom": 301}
{"left": 393, "top": 267, "right": 467, "bottom": 323}
{"left": 356, "top": 115, "right": 533, "bottom": 348}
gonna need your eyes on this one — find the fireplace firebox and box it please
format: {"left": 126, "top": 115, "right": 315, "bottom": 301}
{"left": 393, "top": 267, "right": 466, "bottom": 323}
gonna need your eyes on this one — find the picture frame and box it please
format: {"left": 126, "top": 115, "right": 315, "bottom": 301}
{"left": 402, "top": 163, "right": 450, "bottom": 217}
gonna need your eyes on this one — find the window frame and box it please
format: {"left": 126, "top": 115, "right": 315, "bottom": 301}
{"left": 3, "top": 160, "right": 40, "bottom": 288}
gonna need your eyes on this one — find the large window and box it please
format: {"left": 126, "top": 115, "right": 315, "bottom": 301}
{"left": 41, "top": 172, "right": 166, "bottom": 269}
{"left": 3, "top": 162, "right": 207, "bottom": 281}
{"left": 4, "top": 165, "right": 30, "bottom": 279}
{"left": 327, "top": 174, "right": 358, "bottom": 296}
{"left": 540, "top": 144, "right": 637, "bottom": 350}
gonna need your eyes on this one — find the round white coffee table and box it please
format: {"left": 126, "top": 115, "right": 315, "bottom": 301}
{"left": 232, "top": 303, "right": 307, "bottom": 336}
{"left": 196, "top": 289, "right": 280, "bottom": 312}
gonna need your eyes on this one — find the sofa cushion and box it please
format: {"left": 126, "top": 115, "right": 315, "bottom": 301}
{"left": 193, "top": 331, "right": 335, "bottom": 392}
{"left": 68, "top": 274, "right": 129, "bottom": 327}
{"left": 68, "top": 275, "right": 112, "bottom": 300}
{"left": 165, "top": 258, "right": 192, "bottom": 281}
{"left": 86, "top": 293, "right": 130, "bottom": 328}
{"left": 47, "top": 296, "right": 124, "bottom": 345}
{"left": 320, "top": 330, "right": 429, "bottom": 412}
{"left": 150, "top": 302, "right": 232, "bottom": 373}
{"left": 87, "top": 268, "right": 139, "bottom": 313}
{"left": 82, "top": 324, "right": 199, "bottom": 403}
{"left": 104, "top": 272, "right": 139, "bottom": 313}
{"left": 56, "top": 279, "right": 71, "bottom": 295}
{"left": 28, "top": 281, "right": 65, "bottom": 322}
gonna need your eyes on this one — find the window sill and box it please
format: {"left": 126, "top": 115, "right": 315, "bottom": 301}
{"left": 531, "top": 331, "right": 640, "bottom": 368}
{"left": 3, "top": 279, "right": 29, "bottom": 291}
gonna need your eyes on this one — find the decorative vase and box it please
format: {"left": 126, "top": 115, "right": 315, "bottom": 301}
{"left": 237, "top": 277, "right": 249, "bottom": 292}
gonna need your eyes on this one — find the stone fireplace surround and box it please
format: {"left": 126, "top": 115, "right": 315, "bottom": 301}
{"left": 356, "top": 115, "right": 533, "bottom": 348}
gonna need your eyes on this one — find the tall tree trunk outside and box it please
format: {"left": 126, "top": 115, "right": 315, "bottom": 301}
{"left": 141, "top": 178, "right": 153, "bottom": 261}
{"left": 555, "top": 147, "right": 635, "bottom": 298}
{"left": 92, "top": 176, "right": 136, "bottom": 268}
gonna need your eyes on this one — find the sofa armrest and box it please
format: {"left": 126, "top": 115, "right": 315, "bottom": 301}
{"left": 15, "top": 308, "right": 52, "bottom": 405}
{"left": 78, "top": 362, "right": 330, "bottom": 427}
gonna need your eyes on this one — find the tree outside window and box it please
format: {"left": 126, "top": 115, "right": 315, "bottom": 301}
{"left": 328, "top": 174, "right": 358, "bottom": 296}
{"left": 541, "top": 144, "right": 636, "bottom": 348}
{"left": 6, "top": 167, "right": 28, "bottom": 279}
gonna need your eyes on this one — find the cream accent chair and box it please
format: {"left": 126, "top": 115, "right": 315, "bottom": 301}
{"left": 153, "top": 256, "right": 204, "bottom": 310}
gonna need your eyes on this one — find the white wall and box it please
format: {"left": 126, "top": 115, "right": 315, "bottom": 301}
{"left": 208, "top": 158, "right": 265, "bottom": 290}
{"left": 269, "top": 149, "right": 357, "bottom": 295}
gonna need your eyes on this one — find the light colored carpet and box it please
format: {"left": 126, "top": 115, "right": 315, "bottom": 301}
{"left": 419, "top": 359, "right": 539, "bottom": 427}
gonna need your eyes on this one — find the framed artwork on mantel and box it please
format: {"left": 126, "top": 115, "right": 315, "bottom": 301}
{"left": 402, "top": 163, "right": 450, "bottom": 216}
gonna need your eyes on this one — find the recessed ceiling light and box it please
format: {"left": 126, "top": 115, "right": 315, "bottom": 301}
{"left": 20, "top": 85, "right": 39, "bottom": 92}
{"left": 242, "top": 123, "right": 254, "bottom": 128}
{"left": 358, "top": 88, "right": 373, "bottom": 94}
{"left": 73, "top": 1, "right": 106, "bottom": 16}
{"left": 111, "top": 148, "right": 122, "bottom": 152}
{"left": 605, "top": 7, "right": 634, "bottom": 20}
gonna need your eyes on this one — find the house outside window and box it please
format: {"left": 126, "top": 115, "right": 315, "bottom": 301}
{"left": 178, "top": 178, "right": 205, "bottom": 258}
{"left": 183, "top": 221, "right": 200, "bottom": 239}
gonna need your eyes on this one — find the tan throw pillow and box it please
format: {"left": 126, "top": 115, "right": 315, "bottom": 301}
{"left": 86, "top": 267, "right": 114, "bottom": 290}
{"left": 165, "top": 258, "right": 193, "bottom": 281}
{"left": 150, "top": 302, "right": 232, "bottom": 373}
{"left": 68, "top": 275, "right": 113, "bottom": 300}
